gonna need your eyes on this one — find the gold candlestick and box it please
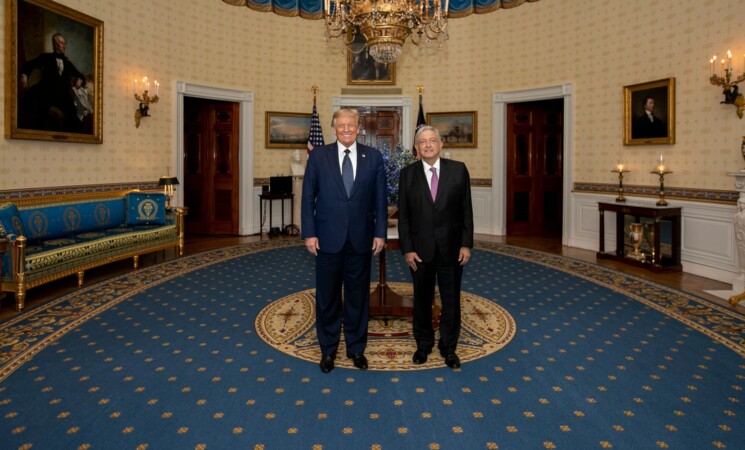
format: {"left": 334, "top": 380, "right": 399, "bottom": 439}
{"left": 611, "top": 168, "right": 630, "bottom": 202}
{"left": 651, "top": 169, "right": 672, "bottom": 206}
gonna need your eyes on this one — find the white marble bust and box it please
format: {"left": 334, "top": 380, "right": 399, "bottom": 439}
{"left": 290, "top": 149, "right": 304, "bottom": 176}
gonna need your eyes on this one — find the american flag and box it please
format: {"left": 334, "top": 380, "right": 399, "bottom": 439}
{"left": 413, "top": 93, "right": 426, "bottom": 158}
{"left": 307, "top": 103, "right": 325, "bottom": 156}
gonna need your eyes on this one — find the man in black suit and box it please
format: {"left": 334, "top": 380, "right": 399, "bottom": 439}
{"left": 397, "top": 125, "right": 474, "bottom": 369}
{"left": 632, "top": 96, "right": 667, "bottom": 139}
{"left": 301, "top": 108, "right": 388, "bottom": 373}
{"left": 19, "top": 33, "right": 87, "bottom": 133}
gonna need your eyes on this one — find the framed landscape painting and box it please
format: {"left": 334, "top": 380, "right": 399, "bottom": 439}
{"left": 6, "top": 0, "right": 104, "bottom": 143}
{"left": 427, "top": 111, "right": 477, "bottom": 148}
{"left": 265, "top": 111, "right": 312, "bottom": 149}
{"left": 623, "top": 77, "right": 675, "bottom": 145}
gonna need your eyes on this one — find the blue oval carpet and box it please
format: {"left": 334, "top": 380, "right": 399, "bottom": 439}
{"left": 0, "top": 240, "right": 743, "bottom": 449}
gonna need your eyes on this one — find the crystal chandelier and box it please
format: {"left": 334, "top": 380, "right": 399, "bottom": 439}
{"left": 324, "top": 0, "right": 449, "bottom": 65}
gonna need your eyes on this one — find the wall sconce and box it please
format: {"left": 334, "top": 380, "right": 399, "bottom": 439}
{"left": 134, "top": 76, "right": 159, "bottom": 128}
{"left": 158, "top": 175, "right": 179, "bottom": 207}
{"left": 709, "top": 50, "right": 745, "bottom": 119}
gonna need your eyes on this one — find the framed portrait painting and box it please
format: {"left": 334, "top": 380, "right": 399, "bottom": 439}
{"left": 427, "top": 111, "right": 478, "bottom": 148}
{"left": 265, "top": 111, "right": 312, "bottom": 149}
{"left": 623, "top": 77, "right": 675, "bottom": 145}
{"left": 347, "top": 29, "right": 395, "bottom": 85}
{"left": 6, "top": 0, "right": 104, "bottom": 143}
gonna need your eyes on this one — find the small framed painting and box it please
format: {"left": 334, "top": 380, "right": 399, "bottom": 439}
{"left": 624, "top": 77, "right": 675, "bottom": 145}
{"left": 265, "top": 111, "right": 312, "bottom": 149}
{"left": 347, "top": 29, "right": 395, "bottom": 85}
{"left": 427, "top": 111, "right": 477, "bottom": 148}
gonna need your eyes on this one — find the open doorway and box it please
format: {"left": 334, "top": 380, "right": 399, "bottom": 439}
{"left": 349, "top": 105, "right": 402, "bottom": 150}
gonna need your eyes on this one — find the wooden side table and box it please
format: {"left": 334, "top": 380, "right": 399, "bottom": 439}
{"left": 259, "top": 193, "right": 294, "bottom": 235}
{"left": 597, "top": 201, "right": 682, "bottom": 272}
{"left": 369, "top": 237, "right": 414, "bottom": 317}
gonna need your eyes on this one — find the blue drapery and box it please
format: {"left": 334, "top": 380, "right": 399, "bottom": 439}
{"left": 222, "top": 0, "right": 540, "bottom": 20}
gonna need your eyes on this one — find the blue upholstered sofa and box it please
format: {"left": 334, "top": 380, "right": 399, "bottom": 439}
{"left": 0, "top": 190, "right": 185, "bottom": 311}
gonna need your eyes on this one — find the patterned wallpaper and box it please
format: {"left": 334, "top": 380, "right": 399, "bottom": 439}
{"left": 0, "top": 0, "right": 743, "bottom": 192}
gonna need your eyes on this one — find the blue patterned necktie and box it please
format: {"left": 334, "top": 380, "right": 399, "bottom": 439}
{"left": 430, "top": 167, "right": 438, "bottom": 201}
{"left": 342, "top": 149, "right": 353, "bottom": 197}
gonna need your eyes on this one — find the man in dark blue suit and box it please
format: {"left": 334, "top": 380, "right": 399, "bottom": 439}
{"left": 398, "top": 125, "right": 474, "bottom": 369}
{"left": 301, "top": 108, "right": 387, "bottom": 373}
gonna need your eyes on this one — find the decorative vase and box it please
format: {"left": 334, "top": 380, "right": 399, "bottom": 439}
{"left": 625, "top": 222, "right": 645, "bottom": 261}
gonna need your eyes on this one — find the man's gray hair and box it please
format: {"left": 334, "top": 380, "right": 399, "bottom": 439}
{"left": 414, "top": 125, "right": 442, "bottom": 144}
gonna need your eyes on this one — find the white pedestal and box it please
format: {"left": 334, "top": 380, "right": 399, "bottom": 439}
{"left": 723, "top": 171, "right": 745, "bottom": 306}
{"left": 292, "top": 176, "right": 303, "bottom": 233}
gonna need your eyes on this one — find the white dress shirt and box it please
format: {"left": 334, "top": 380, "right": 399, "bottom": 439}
{"left": 337, "top": 142, "right": 357, "bottom": 179}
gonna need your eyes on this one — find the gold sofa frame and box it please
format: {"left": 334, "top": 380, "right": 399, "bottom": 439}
{"left": 0, "top": 190, "right": 185, "bottom": 311}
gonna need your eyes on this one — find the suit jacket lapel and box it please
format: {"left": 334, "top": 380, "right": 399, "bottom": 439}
{"left": 324, "top": 144, "right": 347, "bottom": 195}
{"left": 412, "top": 161, "right": 434, "bottom": 205}
{"left": 435, "top": 159, "right": 450, "bottom": 204}
{"left": 352, "top": 146, "right": 369, "bottom": 196}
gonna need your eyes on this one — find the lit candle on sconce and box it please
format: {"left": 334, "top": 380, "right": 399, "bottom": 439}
{"left": 134, "top": 75, "right": 159, "bottom": 128}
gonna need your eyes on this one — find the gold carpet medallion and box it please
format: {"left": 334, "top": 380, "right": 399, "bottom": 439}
{"left": 255, "top": 282, "right": 517, "bottom": 371}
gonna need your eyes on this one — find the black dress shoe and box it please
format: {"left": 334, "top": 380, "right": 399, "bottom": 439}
{"left": 442, "top": 352, "right": 461, "bottom": 369}
{"left": 412, "top": 349, "right": 430, "bottom": 364}
{"left": 346, "top": 353, "right": 368, "bottom": 370}
{"left": 319, "top": 355, "right": 335, "bottom": 373}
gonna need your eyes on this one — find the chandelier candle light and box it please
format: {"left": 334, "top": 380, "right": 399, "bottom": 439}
{"left": 323, "top": 0, "right": 449, "bottom": 65}
{"left": 651, "top": 154, "right": 672, "bottom": 206}
{"left": 611, "top": 163, "right": 630, "bottom": 202}
{"left": 709, "top": 50, "right": 745, "bottom": 119}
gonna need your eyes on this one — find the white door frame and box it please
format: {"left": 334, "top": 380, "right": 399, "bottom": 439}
{"left": 175, "top": 82, "right": 256, "bottom": 235}
{"left": 492, "top": 83, "right": 573, "bottom": 244}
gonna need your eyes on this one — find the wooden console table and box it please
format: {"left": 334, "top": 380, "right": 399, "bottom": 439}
{"left": 597, "top": 201, "right": 682, "bottom": 272}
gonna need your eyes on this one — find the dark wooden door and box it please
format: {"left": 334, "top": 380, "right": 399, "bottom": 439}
{"left": 358, "top": 110, "right": 400, "bottom": 149}
{"left": 506, "top": 99, "right": 563, "bottom": 235}
{"left": 183, "top": 97, "right": 240, "bottom": 235}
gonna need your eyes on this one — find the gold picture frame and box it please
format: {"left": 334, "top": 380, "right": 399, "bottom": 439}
{"left": 265, "top": 111, "right": 312, "bottom": 149}
{"left": 6, "top": 0, "right": 104, "bottom": 143}
{"left": 426, "top": 111, "right": 477, "bottom": 148}
{"left": 623, "top": 77, "right": 675, "bottom": 145}
{"left": 346, "top": 29, "right": 395, "bottom": 85}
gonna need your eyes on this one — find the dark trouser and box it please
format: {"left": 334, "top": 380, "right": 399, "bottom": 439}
{"left": 410, "top": 250, "right": 463, "bottom": 353}
{"left": 315, "top": 240, "right": 371, "bottom": 357}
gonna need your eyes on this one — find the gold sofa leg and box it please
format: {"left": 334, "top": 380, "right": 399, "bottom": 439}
{"left": 133, "top": 255, "right": 139, "bottom": 269}
{"left": 12, "top": 236, "right": 27, "bottom": 311}
{"left": 77, "top": 271, "right": 85, "bottom": 287}
{"left": 176, "top": 207, "right": 186, "bottom": 257}
{"left": 730, "top": 290, "right": 745, "bottom": 306}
